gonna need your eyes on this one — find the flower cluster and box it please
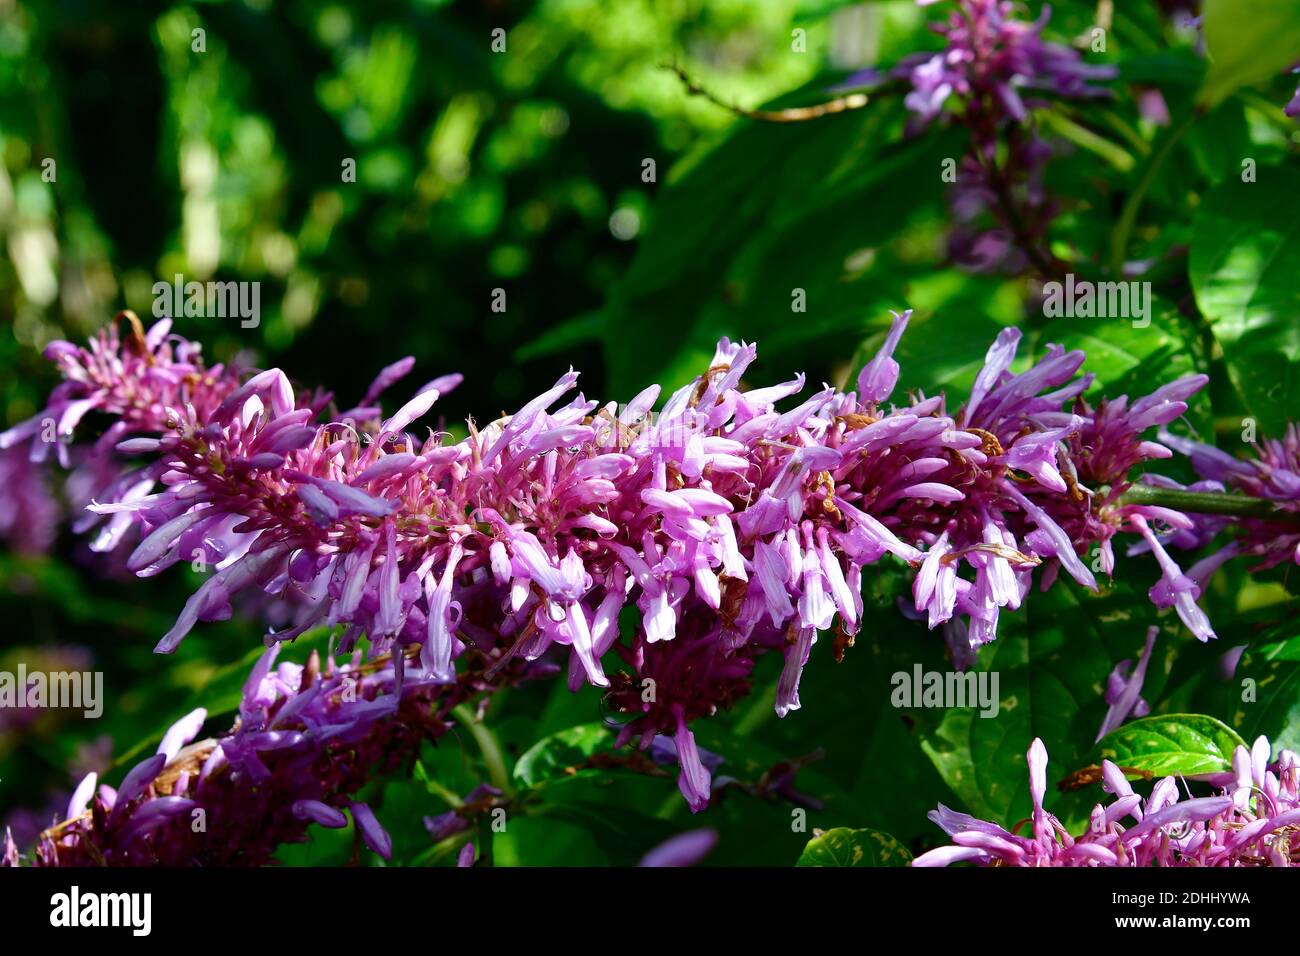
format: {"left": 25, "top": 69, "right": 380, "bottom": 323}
{"left": 901, "top": 0, "right": 1114, "bottom": 128}
{"left": 2, "top": 643, "right": 510, "bottom": 867}
{"left": 913, "top": 735, "right": 1300, "bottom": 866}
{"left": 0, "top": 313, "right": 394, "bottom": 560}
{"left": 1159, "top": 424, "right": 1300, "bottom": 578}
{"left": 896, "top": 0, "right": 1116, "bottom": 274}
{"left": 0, "top": 316, "right": 251, "bottom": 557}
{"left": 4, "top": 310, "right": 1215, "bottom": 813}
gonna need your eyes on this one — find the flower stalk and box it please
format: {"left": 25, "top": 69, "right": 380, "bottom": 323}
{"left": 1118, "top": 483, "right": 1300, "bottom": 523}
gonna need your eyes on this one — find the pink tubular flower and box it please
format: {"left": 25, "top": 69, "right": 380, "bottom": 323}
{"left": 914, "top": 736, "right": 1300, "bottom": 867}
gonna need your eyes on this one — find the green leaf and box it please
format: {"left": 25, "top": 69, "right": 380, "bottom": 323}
{"left": 916, "top": 582, "right": 1176, "bottom": 828}
{"left": 528, "top": 788, "right": 678, "bottom": 866}
{"left": 1095, "top": 714, "right": 1247, "bottom": 776}
{"left": 1256, "top": 632, "right": 1300, "bottom": 662}
{"left": 1189, "top": 164, "right": 1300, "bottom": 435}
{"left": 1242, "top": 664, "right": 1300, "bottom": 754}
{"left": 1198, "top": 0, "right": 1300, "bottom": 109}
{"left": 1189, "top": 629, "right": 1300, "bottom": 754}
{"left": 512, "top": 722, "right": 616, "bottom": 788}
{"left": 733, "top": 588, "right": 956, "bottom": 846}
{"left": 795, "top": 827, "right": 913, "bottom": 867}
{"left": 491, "top": 810, "right": 615, "bottom": 867}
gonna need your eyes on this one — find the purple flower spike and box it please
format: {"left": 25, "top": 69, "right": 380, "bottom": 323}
{"left": 915, "top": 733, "right": 1300, "bottom": 866}
{"left": 8, "top": 305, "right": 1261, "bottom": 833}
{"left": 894, "top": 1, "right": 1116, "bottom": 274}
{"left": 10, "top": 645, "right": 489, "bottom": 867}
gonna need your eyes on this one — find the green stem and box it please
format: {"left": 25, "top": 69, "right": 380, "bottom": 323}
{"left": 423, "top": 777, "right": 464, "bottom": 809}
{"left": 452, "top": 702, "right": 514, "bottom": 796}
{"left": 1120, "top": 484, "right": 1299, "bottom": 523}
{"left": 1107, "top": 107, "right": 1196, "bottom": 278}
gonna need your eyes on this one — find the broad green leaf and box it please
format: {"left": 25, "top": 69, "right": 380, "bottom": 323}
{"left": 512, "top": 722, "right": 616, "bottom": 787}
{"left": 491, "top": 811, "right": 613, "bottom": 867}
{"left": 1256, "top": 633, "right": 1300, "bottom": 662}
{"left": 528, "top": 784, "right": 680, "bottom": 866}
{"left": 796, "top": 827, "right": 912, "bottom": 867}
{"left": 917, "top": 582, "right": 1177, "bottom": 828}
{"left": 1237, "top": 662, "right": 1300, "bottom": 754}
{"left": 1198, "top": 0, "right": 1300, "bottom": 109}
{"left": 1190, "top": 629, "right": 1300, "bottom": 754}
{"left": 734, "top": 588, "right": 956, "bottom": 846}
{"left": 1180, "top": 99, "right": 1250, "bottom": 187}
{"left": 1189, "top": 165, "right": 1300, "bottom": 435}
{"left": 1095, "top": 713, "right": 1247, "bottom": 776}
